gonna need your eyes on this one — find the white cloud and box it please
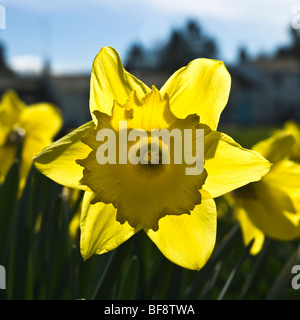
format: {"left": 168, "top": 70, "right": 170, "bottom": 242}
{"left": 8, "top": 55, "right": 44, "bottom": 75}
{"left": 51, "top": 62, "right": 90, "bottom": 75}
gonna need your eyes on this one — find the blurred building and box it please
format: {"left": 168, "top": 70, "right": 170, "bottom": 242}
{"left": 223, "top": 54, "right": 300, "bottom": 125}
{"left": 0, "top": 44, "right": 90, "bottom": 130}
{"left": 50, "top": 75, "right": 90, "bottom": 128}
{"left": 1, "top": 41, "right": 300, "bottom": 129}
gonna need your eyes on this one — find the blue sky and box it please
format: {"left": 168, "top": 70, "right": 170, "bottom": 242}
{"left": 0, "top": 0, "right": 298, "bottom": 74}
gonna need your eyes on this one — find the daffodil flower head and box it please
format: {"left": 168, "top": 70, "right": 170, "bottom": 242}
{"left": 231, "top": 131, "right": 300, "bottom": 255}
{"left": 0, "top": 90, "right": 62, "bottom": 196}
{"left": 279, "top": 121, "right": 300, "bottom": 162}
{"left": 34, "top": 47, "right": 271, "bottom": 270}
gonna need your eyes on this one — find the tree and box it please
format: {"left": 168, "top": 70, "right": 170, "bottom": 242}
{"left": 276, "top": 26, "right": 300, "bottom": 60}
{"left": 125, "top": 44, "right": 147, "bottom": 72}
{"left": 124, "top": 19, "right": 218, "bottom": 73}
{"left": 158, "top": 20, "right": 218, "bottom": 72}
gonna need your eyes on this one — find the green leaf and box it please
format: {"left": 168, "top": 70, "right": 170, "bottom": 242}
{"left": 217, "top": 239, "right": 254, "bottom": 300}
{"left": 117, "top": 255, "right": 140, "bottom": 299}
{"left": 199, "top": 261, "right": 223, "bottom": 299}
{"left": 91, "top": 239, "right": 133, "bottom": 300}
{"left": 0, "top": 159, "right": 20, "bottom": 262}
{"left": 44, "top": 195, "right": 72, "bottom": 299}
{"left": 183, "top": 222, "right": 240, "bottom": 299}
{"left": 266, "top": 242, "right": 300, "bottom": 300}
{"left": 239, "top": 238, "right": 272, "bottom": 299}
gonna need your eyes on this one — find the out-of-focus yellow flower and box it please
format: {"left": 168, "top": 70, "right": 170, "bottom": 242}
{"left": 231, "top": 131, "right": 300, "bottom": 255}
{"left": 278, "top": 121, "right": 300, "bottom": 162}
{"left": 0, "top": 90, "right": 62, "bottom": 196}
{"left": 34, "top": 47, "right": 270, "bottom": 270}
{"left": 62, "top": 186, "right": 82, "bottom": 243}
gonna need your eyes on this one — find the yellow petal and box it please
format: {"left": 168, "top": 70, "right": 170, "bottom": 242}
{"left": 63, "top": 187, "right": 83, "bottom": 243}
{"left": 264, "top": 160, "right": 300, "bottom": 200}
{"left": 19, "top": 136, "right": 52, "bottom": 197}
{"left": 69, "top": 210, "right": 80, "bottom": 243}
{"left": 238, "top": 181, "right": 300, "bottom": 240}
{"left": 160, "top": 58, "right": 231, "bottom": 130}
{"left": 111, "top": 86, "right": 175, "bottom": 131}
{"left": 19, "top": 103, "right": 62, "bottom": 140}
{"left": 252, "top": 131, "right": 295, "bottom": 164}
{"left": 0, "top": 144, "right": 17, "bottom": 184}
{"left": 146, "top": 193, "right": 216, "bottom": 271}
{"left": 233, "top": 197, "right": 265, "bottom": 255}
{"left": 0, "top": 90, "right": 25, "bottom": 145}
{"left": 0, "top": 90, "right": 25, "bottom": 125}
{"left": 90, "top": 46, "right": 150, "bottom": 120}
{"left": 282, "top": 121, "right": 300, "bottom": 161}
{"left": 203, "top": 131, "right": 271, "bottom": 198}
{"left": 80, "top": 190, "right": 141, "bottom": 259}
{"left": 34, "top": 121, "right": 95, "bottom": 190}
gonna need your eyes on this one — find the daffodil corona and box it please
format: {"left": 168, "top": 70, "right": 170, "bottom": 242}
{"left": 0, "top": 90, "right": 62, "bottom": 195}
{"left": 93, "top": 117, "right": 205, "bottom": 176}
{"left": 34, "top": 47, "right": 270, "bottom": 270}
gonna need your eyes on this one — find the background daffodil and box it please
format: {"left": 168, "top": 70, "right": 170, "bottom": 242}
{"left": 34, "top": 46, "right": 270, "bottom": 270}
{"left": 230, "top": 131, "right": 300, "bottom": 255}
{"left": 276, "top": 121, "right": 300, "bottom": 162}
{"left": 0, "top": 90, "right": 62, "bottom": 196}
{"left": 62, "top": 186, "right": 83, "bottom": 243}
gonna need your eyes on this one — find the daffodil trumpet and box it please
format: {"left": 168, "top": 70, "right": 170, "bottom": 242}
{"left": 94, "top": 118, "right": 204, "bottom": 176}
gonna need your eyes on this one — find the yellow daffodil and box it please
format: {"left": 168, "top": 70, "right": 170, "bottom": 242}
{"left": 34, "top": 47, "right": 270, "bottom": 270}
{"left": 231, "top": 131, "right": 300, "bottom": 255}
{"left": 62, "top": 186, "right": 83, "bottom": 243}
{"left": 278, "top": 121, "right": 300, "bottom": 162}
{"left": 0, "top": 90, "right": 62, "bottom": 196}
